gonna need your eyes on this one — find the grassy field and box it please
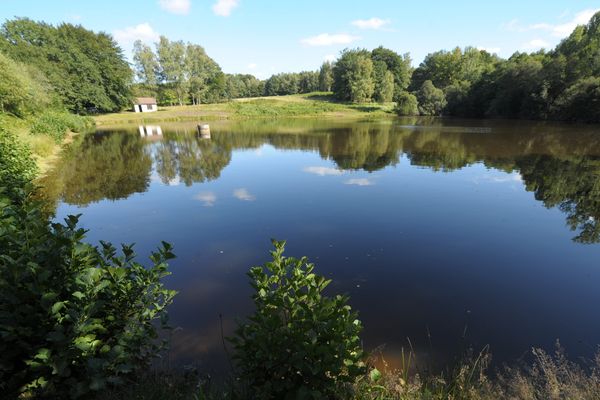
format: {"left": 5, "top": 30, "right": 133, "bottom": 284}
{"left": 94, "top": 93, "right": 396, "bottom": 126}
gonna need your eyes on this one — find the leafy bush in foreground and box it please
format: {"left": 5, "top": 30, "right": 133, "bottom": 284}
{"left": 231, "top": 240, "right": 365, "bottom": 399}
{"left": 0, "top": 127, "right": 38, "bottom": 203}
{"left": 0, "top": 195, "right": 177, "bottom": 399}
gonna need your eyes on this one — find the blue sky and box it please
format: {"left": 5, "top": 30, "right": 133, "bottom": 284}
{"left": 1, "top": 1, "right": 599, "bottom": 78}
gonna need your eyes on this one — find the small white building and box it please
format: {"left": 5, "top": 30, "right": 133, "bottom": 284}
{"left": 133, "top": 97, "right": 158, "bottom": 113}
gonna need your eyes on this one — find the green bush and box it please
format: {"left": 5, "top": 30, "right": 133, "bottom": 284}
{"left": 0, "top": 196, "right": 177, "bottom": 399}
{"left": 30, "top": 111, "right": 95, "bottom": 143}
{"left": 0, "top": 127, "right": 38, "bottom": 202}
{"left": 395, "top": 92, "right": 419, "bottom": 116}
{"left": 231, "top": 240, "right": 365, "bottom": 399}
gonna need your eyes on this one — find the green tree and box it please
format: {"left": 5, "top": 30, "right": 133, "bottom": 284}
{"left": 373, "top": 61, "right": 394, "bottom": 103}
{"left": 156, "top": 36, "right": 188, "bottom": 106}
{"left": 395, "top": 92, "right": 419, "bottom": 115}
{"left": 132, "top": 40, "right": 159, "bottom": 87}
{"left": 333, "top": 49, "right": 374, "bottom": 102}
{"left": 371, "top": 46, "right": 413, "bottom": 100}
{"left": 417, "top": 80, "right": 447, "bottom": 115}
{"left": 0, "top": 18, "right": 131, "bottom": 113}
{"left": 318, "top": 61, "right": 334, "bottom": 92}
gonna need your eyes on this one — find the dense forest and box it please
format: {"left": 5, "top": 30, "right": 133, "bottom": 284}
{"left": 0, "top": 12, "right": 599, "bottom": 121}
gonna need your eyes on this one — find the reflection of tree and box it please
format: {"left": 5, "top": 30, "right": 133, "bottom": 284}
{"left": 41, "top": 120, "right": 600, "bottom": 243}
{"left": 43, "top": 132, "right": 152, "bottom": 206}
{"left": 518, "top": 156, "right": 600, "bottom": 244}
{"left": 154, "top": 136, "right": 231, "bottom": 185}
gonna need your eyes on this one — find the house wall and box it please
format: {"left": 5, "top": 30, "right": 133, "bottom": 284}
{"left": 133, "top": 104, "right": 158, "bottom": 113}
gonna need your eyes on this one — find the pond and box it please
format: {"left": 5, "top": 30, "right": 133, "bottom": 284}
{"left": 40, "top": 117, "right": 600, "bottom": 373}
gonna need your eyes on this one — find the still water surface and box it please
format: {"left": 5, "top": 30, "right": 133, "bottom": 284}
{"left": 41, "top": 118, "right": 600, "bottom": 372}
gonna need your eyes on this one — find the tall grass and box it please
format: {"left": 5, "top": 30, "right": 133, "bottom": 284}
{"left": 96, "top": 343, "right": 600, "bottom": 399}
{"left": 30, "top": 110, "right": 94, "bottom": 143}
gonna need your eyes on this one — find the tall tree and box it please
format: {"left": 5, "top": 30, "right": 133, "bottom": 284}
{"left": 318, "top": 61, "right": 334, "bottom": 92}
{"left": 0, "top": 18, "right": 132, "bottom": 113}
{"left": 333, "top": 49, "right": 374, "bottom": 102}
{"left": 132, "top": 40, "right": 159, "bottom": 86}
{"left": 417, "top": 80, "right": 446, "bottom": 115}
{"left": 156, "top": 36, "right": 188, "bottom": 106}
{"left": 371, "top": 46, "right": 412, "bottom": 100}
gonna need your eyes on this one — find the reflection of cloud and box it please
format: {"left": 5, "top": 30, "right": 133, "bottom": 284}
{"left": 233, "top": 188, "right": 255, "bottom": 201}
{"left": 194, "top": 191, "right": 217, "bottom": 206}
{"left": 303, "top": 166, "right": 344, "bottom": 176}
{"left": 345, "top": 178, "right": 374, "bottom": 186}
{"left": 473, "top": 173, "right": 523, "bottom": 184}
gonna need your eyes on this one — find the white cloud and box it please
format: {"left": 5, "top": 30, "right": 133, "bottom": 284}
{"left": 233, "top": 188, "right": 255, "bottom": 201}
{"left": 213, "top": 0, "right": 239, "bottom": 17}
{"left": 158, "top": 0, "right": 191, "bottom": 15}
{"left": 113, "top": 23, "right": 160, "bottom": 44}
{"left": 303, "top": 166, "right": 344, "bottom": 176}
{"left": 543, "top": 8, "right": 599, "bottom": 37}
{"left": 505, "top": 8, "right": 599, "bottom": 39}
{"left": 477, "top": 46, "right": 501, "bottom": 54}
{"left": 521, "top": 38, "right": 550, "bottom": 50}
{"left": 300, "top": 33, "right": 360, "bottom": 47}
{"left": 344, "top": 178, "right": 374, "bottom": 186}
{"left": 194, "top": 192, "right": 217, "bottom": 206}
{"left": 323, "top": 54, "right": 336, "bottom": 63}
{"left": 351, "top": 17, "right": 390, "bottom": 30}
{"left": 247, "top": 63, "right": 257, "bottom": 69}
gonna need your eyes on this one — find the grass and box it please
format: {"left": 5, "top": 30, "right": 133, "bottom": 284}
{"left": 94, "top": 92, "right": 396, "bottom": 127}
{"left": 95, "top": 342, "right": 600, "bottom": 400}
{"left": 0, "top": 112, "right": 88, "bottom": 176}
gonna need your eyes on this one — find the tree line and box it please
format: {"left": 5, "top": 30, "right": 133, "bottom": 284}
{"left": 1, "top": 13, "right": 598, "bottom": 122}
{"left": 0, "top": 18, "right": 131, "bottom": 114}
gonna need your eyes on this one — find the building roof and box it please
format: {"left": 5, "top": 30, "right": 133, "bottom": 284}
{"left": 134, "top": 97, "right": 157, "bottom": 105}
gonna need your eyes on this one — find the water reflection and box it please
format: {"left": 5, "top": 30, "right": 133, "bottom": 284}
{"left": 41, "top": 119, "right": 600, "bottom": 243}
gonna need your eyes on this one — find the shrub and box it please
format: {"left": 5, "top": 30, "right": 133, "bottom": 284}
{"left": 30, "top": 111, "right": 95, "bottom": 143}
{"left": 231, "top": 240, "right": 365, "bottom": 399}
{"left": 0, "top": 196, "right": 177, "bottom": 399}
{"left": 395, "top": 92, "right": 419, "bottom": 116}
{"left": 416, "top": 80, "right": 447, "bottom": 116}
{"left": 0, "top": 127, "right": 38, "bottom": 202}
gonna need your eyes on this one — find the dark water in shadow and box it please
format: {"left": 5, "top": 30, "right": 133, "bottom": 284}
{"left": 40, "top": 117, "right": 600, "bottom": 373}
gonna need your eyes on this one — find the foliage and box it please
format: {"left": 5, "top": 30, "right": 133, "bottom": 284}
{"left": 371, "top": 46, "right": 413, "bottom": 101}
{"left": 42, "top": 132, "right": 152, "bottom": 206}
{"left": 0, "top": 195, "right": 177, "bottom": 398}
{"left": 0, "top": 128, "right": 38, "bottom": 202}
{"left": 0, "top": 18, "right": 132, "bottom": 113}
{"left": 373, "top": 61, "right": 394, "bottom": 103}
{"left": 407, "top": 11, "right": 600, "bottom": 121}
{"left": 0, "top": 51, "right": 55, "bottom": 117}
{"left": 551, "top": 77, "right": 600, "bottom": 122}
{"left": 30, "top": 110, "right": 94, "bottom": 143}
{"left": 319, "top": 61, "right": 334, "bottom": 92}
{"left": 416, "top": 80, "right": 446, "bottom": 115}
{"left": 231, "top": 240, "right": 365, "bottom": 399}
{"left": 395, "top": 92, "right": 419, "bottom": 116}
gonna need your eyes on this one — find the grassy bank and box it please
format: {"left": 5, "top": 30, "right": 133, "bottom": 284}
{"left": 1, "top": 111, "right": 94, "bottom": 176}
{"left": 94, "top": 93, "right": 396, "bottom": 126}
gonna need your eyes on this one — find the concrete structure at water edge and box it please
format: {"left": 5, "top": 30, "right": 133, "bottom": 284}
{"left": 133, "top": 97, "right": 158, "bottom": 112}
